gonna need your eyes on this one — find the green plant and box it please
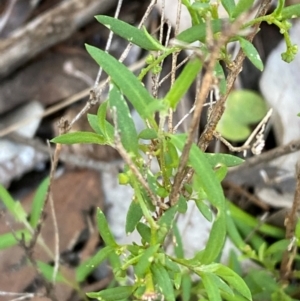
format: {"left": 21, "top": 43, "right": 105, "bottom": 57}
{"left": 2, "top": 0, "right": 300, "bottom": 300}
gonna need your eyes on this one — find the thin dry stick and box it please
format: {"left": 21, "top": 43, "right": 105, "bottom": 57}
{"left": 170, "top": 16, "right": 247, "bottom": 206}
{"left": 0, "top": 58, "right": 146, "bottom": 138}
{"left": 280, "top": 162, "right": 300, "bottom": 281}
{"left": 228, "top": 139, "right": 300, "bottom": 175}
{"left": 198, "top": 0, "right": 272, "bottom": 151}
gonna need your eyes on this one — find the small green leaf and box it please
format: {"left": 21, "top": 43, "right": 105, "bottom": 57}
{"left": 176, "top": 20, "right": 222, "bottom": 44}
{"left": 204, "top": 153, "right": 244, "bottom": 167}
{"left": 0, "top": 185, "right": 27, "bottom": 223}
{"left": 201, "top": 273, "right": 222, "bottom": 301}
{"left": 214, "top": 62, "right": 227, "bottom": 95}
{"left": 0, "top": 230, "right": 31, "bottom": 249}
{"left": 135, "top": 245, "right": 160, "bottom": 278}
{"left": 151, "top": 264, "right": 175, "bottom": 301}
{"left": 76, "top": 246, "right": 113, "bottom": 282}
{"left": 87, "top": 286, "right": 134, "bottom": 301}
{"left": 30, "top": 177, "right": 49, "bottom": 228}
{"left": 165, "top": 58, "right": 202, "bottom": 110}
{"left": 215, "top": 264, "right": 252, "bottom": 300}
{"left": 232, "top": 0, "right": 255, "bottom": 18}
{"left": 221, "top": 0, "right": 236, "bottom": 17}
{"left": 195, "top": 199, "right": 213, "bottom": 222}
{"left": 182, "top": 273, "right": 192, "bottom": 301}
{"left": 214, "top": 164, "right": 228, "bottom": 182}
{"left": 86, "top": 44, "right": 157, "bottom": 123}
{"left": 138, "top": 128, "right": 158, "bottom": 140}
{"left": 97, "top": 208, "right": 118, "bottom": 247}
{"left": 239, "top": 37, "right": 263, "bottom": 71}
{"left": 170, "top": 134, "right": 226, "bottom": 264}
{"left": 126, "top": 200, "right": 143, "bottom": 234}
{"left": 37, "top": 262, "right": 68, "bottom": 284}
{"left": 217, "top": 90, "right": 267, "bottom": 142}
{"left": 51, "top": 132, "right": 107, "bottom": 145}
{"left": 173, "top": 223, "right": 184, "bottom": 258}
{"left": 178, "top": 195, "right": 188, "bottom": 213}
{"left": 281, "top": 4, "right": 300, "bottom": 19}
{"left": 264, "top": 239, "right": 289, "bottom": 256}
{"left": 88, "top": 113, "right": 114, "bottom": 141}
{"left": 109, "top": 84, "right": 139, "bottom": 155}
{"left": 137, "top": 222, "right": 151, "bottom": 244}
{"left": 157, "top": 205, "right": 178, "bottom": 244}
{"left": 96, "top": 15, "right": 165, "bottom": 51}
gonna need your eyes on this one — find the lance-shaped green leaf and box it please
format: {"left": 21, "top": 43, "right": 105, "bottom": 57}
{"left": 214, "top": 62, "right": 227, "bottom": 95}
{"left": 96, "top": 15, "right": 165, "bottom": 51}
{"left": 30, "top": 177, "right": 49, "bottom": 228}
{"left": 51, "top": 132, "right": 108, "bottom": 145}
{"left": 221, "top": 0, "right": 236, "bottom": 17}
{"left": 87, "top": 286, "right": 134, "bottom": 301}
{"left": 86, "top": 44, "right": 157, "bottom": 123}
{"left": 165, "top": 58, "right": 202, "bottom": 110}
{"left": 182, "top": 273, "right": 192, "bottom": 301}
{"left": 157, "top": 205, "right": 178, "bottom": 244}
{"left": 151, "top": 263, "right": 175, "bottom": 301}
{"left": 88, "top": 113, "right": 114, "bottom": 142}
{"left": 109, "top": 84, "right": 139, "bottom": 155}
{"left": 137, "top": 222, "right": 151, "bottom": 244}
{"left": 204, "top": 153, "right": 244, "bottom": 168}
{"left": 37, "top": 261, "right": 69, "bottom": 284}
{"left": 201, "top": 273, "right": 222, "bottom": 301}
{"left": 281, "top": 4, "right": 300, "bottom": 19}
{"left": 214, "top": 264, "right": 252, "bottom": 300}
{"left": 134, "top": 245, "right": 160, "bottom": 278}
{"left": 0, "top": 230, "right": 31, "bottom": 249}
{"left": 239, "top": 37, "right": 263, "bottom": 71}
{"left": 97, "top": 208, "right": 118, "bottom": 247}
{"left": 173, "top": 223, "right": 184, "bottom": 258}
{"left": 76, "top": 246, "right": 113, "bottom": 283}
{"left": 170, "top": 134, "right": 226, "bottom": 264}
{"left": 176, "top": 20, "right": 222, "bottom": 44}
{"left": 126, "top": 200, "right": 143, "bottom": 234}
{"left": 0, "top": 185, "right": 27, "bottom": 223}
{"left": 232, "top": 0, "right": 255, "bottom": 18}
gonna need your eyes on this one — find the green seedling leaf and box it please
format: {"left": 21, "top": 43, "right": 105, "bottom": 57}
{"left": 182, "top": 273, "right": 192, "bottom": 301}
{"left": 51, "top": 132, "right": 107, "bottom": 145}
{"left": 239, "top": 37, "right": 263, "bottom": 71}
{"left": 0, "top": 185, "right": 27, "bottom": 223}
{"left": 87, "top": 286, "right": 134, "bottom": 301}
{"left": 281, "top": 4, "right": 300, "bottom": 19}
{"left": 176, "top": 19, "right": 222, "bottom": 44}
{"left": 30, "top": 177, "right": 49, "bottom": 228}
{"left": 96, "top": 15, "right": 165, "bottom": 51}
{"left": 97, "top": 208, "right": 118, "bottom": 247}
{"left": 89, "top": 113, "right": 115, "bottom": 142}
{"left": 214, "top": 62, "right": 227, "bottom": 95}
{"left": 86, "top": 44, "right": 157, "bottom": 123}
{"left": 138, "top": 128, "right": 157, "bottom": 140}
{"left": 201, "top": 273, "right": 222, "bottom": 301}
{"left": 264, "top": 239, "right": 289, "bottom": 256}
{"left": 97, "top": 100, "right": 109, "bottom": 134}
{"left": 215, "top": 264, "right": 252, "bottom": 300}
{"left": 0, "top": 230, "right": 31, "bottom": 249}
{"left": 135, "top": 245, "right": 160, "bottom": 278}
{"left": 137, "top": 222, "right": 151, "bottom": 244}
{"left": 221, "top": 0, "right": 236, "bottom": 17}
{"left": 76, "top": 246, "right": 113, "bottom": 283}
{"left": 151, "top": 263, "right": 175, "bottom": 301}
{"left": 37, "top": 261, "right": 68, "bottom": 284}
{"left": 109, "top": 84, "right": 139, "bottom": 155}
{"left": 157, "top": 205, "right": 178, "bottom": 244}
{"left": 232, "top": 0, "right": 255, "bottom": 18}
{"left": 217, "top": 90, "right": 267, "bottom": 142}
{"left": 165, "top": 58, "right": 202, "bottom": 110}
{"left": 126, "top": 200, "right": 143, "bottom": 234}
{"left": 214, "top": 164, "right": 228, "bottom": 182}
{"left": 173, "top": 223, "right": 184, "bottom": 258}
{"left": 195, "top": 199, "right": 213, "bottom": 222}
{"left": 204, "top": 153, "right": 244, "bottom": 167}
{"left": 178, "top": 195, "right": 188, "bottom": 213}
{"left": 170, "top": 134, "right": 226, "bottom": 264}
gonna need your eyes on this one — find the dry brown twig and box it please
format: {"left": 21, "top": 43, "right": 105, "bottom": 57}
{"left": 280, "top": 162, "right": 300, "bottom": 281}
